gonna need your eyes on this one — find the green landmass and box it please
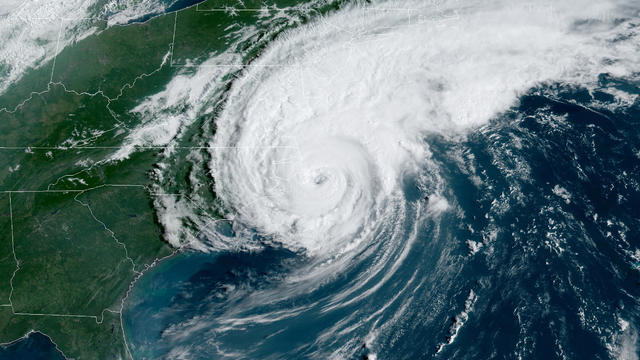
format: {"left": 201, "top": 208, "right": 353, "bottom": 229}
{"left": 0, "top": 194, "right": 11, "bottom": 304}
{"left": 0, "top": 0, "right": 347, "bottom": 358}
{"left": 0, "top": 306, "right": 127, "bottom": 359}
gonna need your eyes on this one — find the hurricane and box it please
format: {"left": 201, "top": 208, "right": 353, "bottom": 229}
{"left": 123, "top": 0, "right": 640, "bottom": 358}
{"left": 212, "top": 0, "right": 638, "bottom": 253}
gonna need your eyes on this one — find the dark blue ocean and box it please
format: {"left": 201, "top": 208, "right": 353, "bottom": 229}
{"left": 120, "top": 78, "right": 640, "bottom": 359}
{"left": 0, "top": 332, "right": 64, "bottom": 360}
{"left": 2, "top": 79, "right": 638, "bottom": 359}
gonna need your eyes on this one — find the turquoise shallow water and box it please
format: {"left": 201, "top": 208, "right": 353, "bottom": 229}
{"left": 122, "top": 81, "right": 640, "bottom": 359}
{"left": 2, "top": 1, "right": 639, "bottom": 357}
{"left": 2, "top": 80, "right": 638, "bottom": 360}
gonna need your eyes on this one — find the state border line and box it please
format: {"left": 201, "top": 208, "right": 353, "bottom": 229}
{"left": 1, "top": 2, "right": 429, "bottom": 358}
{"left": 7, "top": 193, "right": 17, "bottom": 310}
{"left": 1, "top": 184, "right": 184, "bottom": 322}
{"left": 0, "top": 330, "right": 70, "bottom": 359}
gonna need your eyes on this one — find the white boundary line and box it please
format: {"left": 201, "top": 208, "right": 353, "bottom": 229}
{"left": 0, "top": 329, "right": 70, "bottom": 359}
{"left": 2, "top": 185, "right": 181, "bottom": 317}
{"left": 1, "top": 184, "right": 200, "bottom": 360}
{"left": 0, "top": 0, "right": 436, "bottom": 356}
{"left": 0, "top": 2, "right": 302, "bottom": 358}
{"left": 7, "top": 193, "right": 17, "bottom": 310}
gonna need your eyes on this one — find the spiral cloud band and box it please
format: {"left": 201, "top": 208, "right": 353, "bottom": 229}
{"left": 210, "top": 0, "right": 639, "bottom": 257}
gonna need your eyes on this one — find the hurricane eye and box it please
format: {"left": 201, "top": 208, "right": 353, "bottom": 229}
{"left": 314, "top": 174, "right": 328, "bottom": 185}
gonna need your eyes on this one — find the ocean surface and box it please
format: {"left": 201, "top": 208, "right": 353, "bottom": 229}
{"left": 123, "top": 81, "right": 640, "bottom": 359}
{"left": 1, "top": 0, "right": 639, "bottom": 358}
{"left": 0, "top": 332, "right": 64, "bottom": 360}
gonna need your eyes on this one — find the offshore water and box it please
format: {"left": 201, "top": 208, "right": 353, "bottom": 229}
{"left": 0, "top": 332, "right": 64, "bottom": 360}
{"left": 123, "top": 79, "right": 640, "bottom": 359}
{"left": 1, "top": 0, "right": 639, "bottom": 358}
